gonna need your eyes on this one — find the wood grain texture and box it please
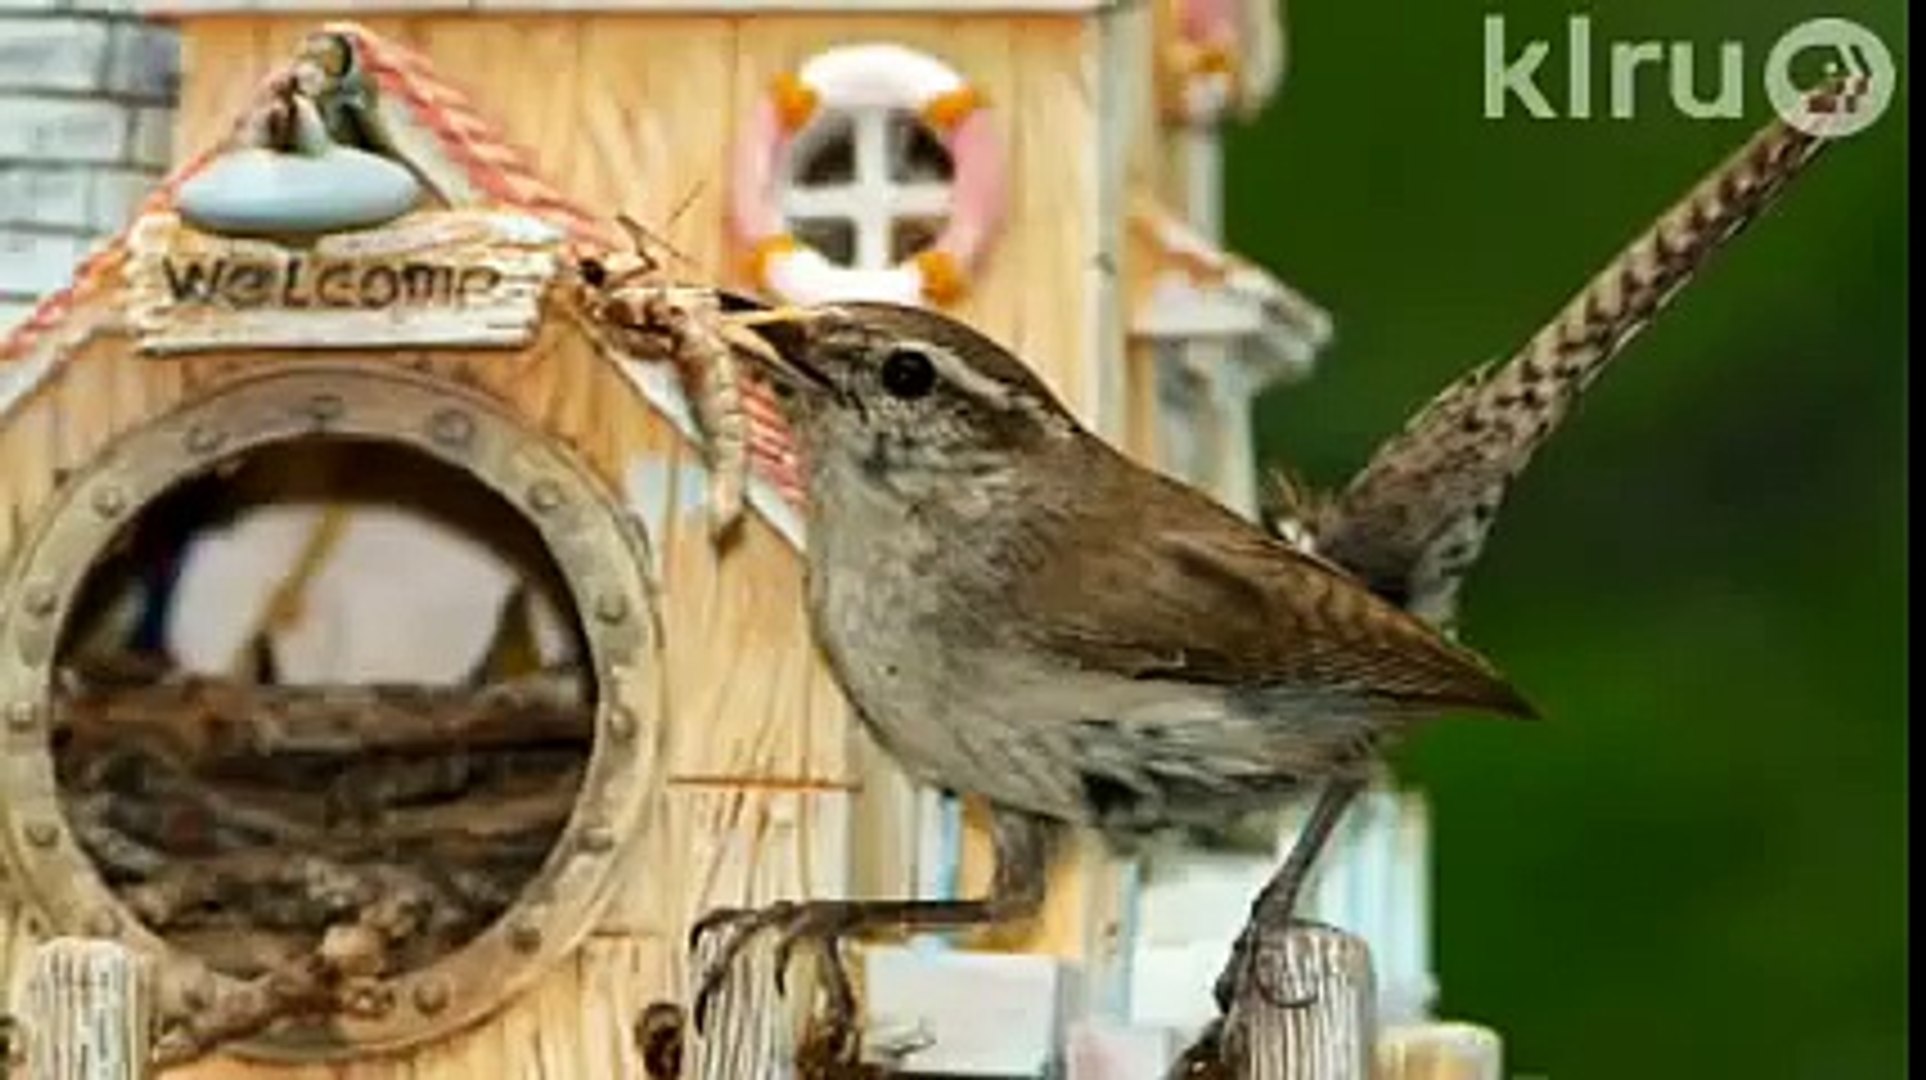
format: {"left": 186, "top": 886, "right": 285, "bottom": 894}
{"left": 1135, "top": 0, "right": 1179, "bottom": 209}
{"left": 685, "top": 921, "right": 813, "bottom": 1079}
{"left": 1226, "top": 923, "right": 1375, "bottom": 1080}
{"left": 21, "top": 938, "right": 154, "bottom": 1080}
{"left": 1375, "top": 1022, "right": 1502, "bottom": 1080}
{"left": 1121, "top": 337, "right": 1161, "bottom": 465}
{"left": 1006, "top": 16, "right": 1099, "bottom": 419}
{"left": 174, "top": 22, "right": 273, "bottom": 161}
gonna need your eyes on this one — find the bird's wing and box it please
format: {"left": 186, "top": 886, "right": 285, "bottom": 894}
{"left": 1006, "top": 452, "right": 1535, "bottom": 719}
{"left": 1310, "top": 113, "right": 1830, "bottom": 630}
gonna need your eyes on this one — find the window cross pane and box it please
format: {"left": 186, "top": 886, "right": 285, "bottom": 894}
{"left": 852, "top": 110, "right": 899, "bottom": 269}
{"left": 779, "top": 102, "right": 959, "bottom": 275}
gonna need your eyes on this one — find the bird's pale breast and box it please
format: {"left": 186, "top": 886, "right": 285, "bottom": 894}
{"left": 805, "top": 494, "right": 1378, "bottom": 834}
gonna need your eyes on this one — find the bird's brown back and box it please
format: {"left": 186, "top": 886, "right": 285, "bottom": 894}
{"left": 1002, "top": 435, "right": 1538, "bottom": 721}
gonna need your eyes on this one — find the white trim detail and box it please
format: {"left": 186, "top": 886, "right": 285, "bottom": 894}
{"left": 800, "top": 43, "right": 966, "bottom": 108}
{"left": 763, "top": 245, "right": 926, "bottom": 306}
{"left": 1129, "top": 200, "right": 1333, "bottom": 386}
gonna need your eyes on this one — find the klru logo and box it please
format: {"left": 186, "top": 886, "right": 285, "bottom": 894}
{"left": 1483, "top": 14, "right": 1895, "bottom": 139}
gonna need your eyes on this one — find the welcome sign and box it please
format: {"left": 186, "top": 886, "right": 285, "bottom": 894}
{"left": 126, "top": 210, "right": 565, "bottom": 354}
{"left": 157, "top": 256, "right": 506, "bottom": 311}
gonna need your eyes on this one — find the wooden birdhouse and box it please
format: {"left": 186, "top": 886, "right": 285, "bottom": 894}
{"left": 0, "top": 3, "right": 1412, "bottom": 1075}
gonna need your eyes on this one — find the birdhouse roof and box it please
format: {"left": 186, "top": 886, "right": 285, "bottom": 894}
{"left": 1127, "top": 194, "right": 1333, "bottom": 383}
{"left": 0, "top": 21, "right": 809, "bottom": 548}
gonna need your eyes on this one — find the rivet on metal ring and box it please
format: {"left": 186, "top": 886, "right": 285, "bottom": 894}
{"left": 184, "top": 424, "right": 225, "bottom": 455}
{"left": 430, "top": 409, "right": 476, "bottom": 449}
{"left": 23, "top": 821, "right": 58, "bottom": 848}
{"left": 594, "top": 594, "right": 629, "bottom": 625}
{"left": 529, "top": 480, "right": 565, "bottom": 514}
{"left": 305, "top": 394, "right": 347, "bottom": 427}
{"left": 578, "top": 824, "right": 616, "bottom": 854}
{"left": 21, "top": 585, "right": 57, "bottom": 619}
{"left": 91, "top": 486, "right": 126, "bottom": 519}
{"left": 508, "top": 922, "right": 542, "bottom": 953}
{"left": 413, "top": 979, "right": 451, "bottom": 1016}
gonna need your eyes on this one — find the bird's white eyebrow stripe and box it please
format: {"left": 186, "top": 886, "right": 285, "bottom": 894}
{"left": 922, "top": 341, "right": 1013, "bottom": 406}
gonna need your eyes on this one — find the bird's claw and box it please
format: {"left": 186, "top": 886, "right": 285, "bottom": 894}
{"left": 1212, "top": 919, "right": 1328, "bottom": 1014}
{"left": 688, "top": 902, "right": 790, "bottom": 1033}
{"left": 687, "top": 903, "right": 758, "bottom": 952}
{"left": 1166, "top": 1018, "right": 1236, "bottom": 1080}
{"left": 687, "top": 901, "right": 862, "bottom": 1046}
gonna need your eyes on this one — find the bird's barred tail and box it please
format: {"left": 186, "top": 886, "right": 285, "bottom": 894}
{"left": 1435, "top": 112, "right": 1828, "bottom": 430}
{"left": 1308, "top": 110, "right": 1835, "bottom": 631}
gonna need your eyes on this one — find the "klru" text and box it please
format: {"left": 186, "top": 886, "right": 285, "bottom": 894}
{"left": 1484, "top": 15, "right": 1745, "bottom": 121}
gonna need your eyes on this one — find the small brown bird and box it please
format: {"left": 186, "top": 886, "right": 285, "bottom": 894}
{"left": 693, "top": 300, "right": 1536, "bottom": 1039}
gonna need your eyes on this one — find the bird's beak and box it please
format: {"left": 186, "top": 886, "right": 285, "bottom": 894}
{"left": 715, "top": 288, "right": 772, "bottom": 314}
{"left": 722, "top": 305, "right": 838, "bottom": 396}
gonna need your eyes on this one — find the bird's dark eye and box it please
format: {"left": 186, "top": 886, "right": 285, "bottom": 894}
{"left": 880, "top": 347, "right": 938, "bottom": 399}
{"left": 577, "top": 258, "right": 608, "bottom": 287}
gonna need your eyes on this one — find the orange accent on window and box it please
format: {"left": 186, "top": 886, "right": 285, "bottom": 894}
{"left": 747, "top": 233, "right": 802, "bottom": 287}
{"left": 1164, "top": 39, "right": 1240, "bottom": 81}
{"left": 1192, "top": 44, "right": 1239, "bottom": 77}
{"left": 771, "top": 72, "right": 821, "bottom": 132}
{"left": 921, "top": 86, "right": 984, "bottom": 132}
{"left": 915, "top": 248, "right": 969, "bottom": 305}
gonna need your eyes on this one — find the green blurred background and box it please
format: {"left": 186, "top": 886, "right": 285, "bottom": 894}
{"left": 1227, "top": 0, "right": 1906, "bottom": 1076}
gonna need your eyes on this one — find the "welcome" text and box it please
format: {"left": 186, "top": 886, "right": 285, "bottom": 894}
{"left": 160, "top": 255, "right": 506, "bottom": 311}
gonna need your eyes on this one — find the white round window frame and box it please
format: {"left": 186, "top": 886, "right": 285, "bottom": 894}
{"left": 735, "top": 42, "right": 1006, "bottom": 307}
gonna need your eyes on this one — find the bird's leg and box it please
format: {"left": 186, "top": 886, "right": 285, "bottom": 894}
{"left": 690, "top": 809, "right": 1053, "bottom": 1048}
{"left": 1213, "top": 777, "right": 1366, "bottom": 1012}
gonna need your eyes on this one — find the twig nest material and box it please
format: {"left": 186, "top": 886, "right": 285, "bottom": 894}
{"left": 178, "top": 95, "right": 421, "bottom": 240}
{"left": 319, "top": 924, "right": 388, "bottom": 979}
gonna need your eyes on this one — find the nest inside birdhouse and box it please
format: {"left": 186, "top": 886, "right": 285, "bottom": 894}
{"left": 40, "top": 440, "right": 599, "bottom": 1048}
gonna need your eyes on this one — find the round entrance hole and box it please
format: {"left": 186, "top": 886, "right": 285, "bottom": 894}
{"left": 0, "top": 366, "right": 660, "bottom": 1060}
{"left": 55, "top": 437, "right": 594, "bottom": 978}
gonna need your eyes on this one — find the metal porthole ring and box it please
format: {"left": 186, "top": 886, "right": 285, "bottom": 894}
{"left": 0, "top": 361, "right": 665, "bottom": 1061}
